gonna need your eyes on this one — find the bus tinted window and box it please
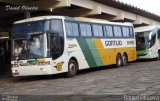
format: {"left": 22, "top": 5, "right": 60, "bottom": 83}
{"left": 65, "top": 22, "right": 79, "bottom": 36}
{"left": 72, "top": 23, "right": 79, "bottom": 36}
{"left": 104, "top": 25, "right": 113, "bottom": 37}
{"left": 130, "top": 27, "right": 134, "bottom": 37}
{"left": 80, "top": 23, "right": 87, "bottom": 36}
{"left": 80, "top": 23, "right": 92, "bottom": 36}
{"left": 86, "top": 24, "right": 92, "bottom": 36}
{"left": 93, "top": 24, "right": 103, "bottom": 37}
{"left": 113, "top": 26, "right": 122, "bottom": 37}
{"left": 51, "top": 20, "right": 63, "bottom": 36}
{"left": 122, "top": 27, "right": 130, "bottom": 37}
{"left": 65, "top": 22, "right": 72, "bottom": 36}
{"left": 98, "top": 25, "right": 103, "bottom": 37}
{"left": 93, "top": 25, "right": 99, "bottom": 36}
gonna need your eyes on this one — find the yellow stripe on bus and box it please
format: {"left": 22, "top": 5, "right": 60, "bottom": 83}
{"left": 93, "top": 39, "right": 136, "bottom": 65}
{"left": 93, "top": 39, "right": 110, "bottom": 65}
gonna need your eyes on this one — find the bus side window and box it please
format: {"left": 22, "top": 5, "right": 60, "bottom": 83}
{"left": 80, "top": 23, "right": 92, "bottom": 37}
{"left": 98, "top": 25, "right": 103, "bottom": 37}
{"left": 92, "top": 24, "right": 103, "bottom": 37}
{"left": 86, "top": 24, "right": 92, "bottom": 36}
{"left": 80, "top": 23, "right": 87, "bottom": 36}
{"left": 65, "top": 22, "right": 72, "bottom": 36}
{"left": 122, "top": 27, "right": 130, "bottom": 37}
{"left": 113, "top": 26, "right": 122, "bottom": 37}
{"left": 158, "top": 29, "right": 160, "bottom": 38}
{"left": 72, "top": 23, "right": 79, "bottom": 36}
{"left": 104, "top": 25, "right": 114, "bottom": 37}
{"left": 65, "top": 21, "right": 79, "bottom": 37}
{"left": 92, "top": 25, "right": 99, "bottom": 37}
{"left": 129, "top": 27, "right": 134, "bottom": 37}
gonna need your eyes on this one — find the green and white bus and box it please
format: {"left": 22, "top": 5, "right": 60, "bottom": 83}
{"left": 135, "top": 26, "right": 160, "bottom": 59}
{"left": 11, "top": 16, "right": 136, "bottom": 77}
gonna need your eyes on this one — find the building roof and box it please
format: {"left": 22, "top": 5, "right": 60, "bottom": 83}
{"left": 1, "top": 0, "right": 160, "bottom": 28}
{"left": 92, "top": 0, "right": 160, "bottom": 22}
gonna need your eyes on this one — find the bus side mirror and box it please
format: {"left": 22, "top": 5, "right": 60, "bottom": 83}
{"left": 158, "top": 29, "right": 160, "bottom": 38}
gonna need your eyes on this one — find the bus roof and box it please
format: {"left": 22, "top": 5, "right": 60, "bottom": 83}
{"left": 135, "top": 25, "right": 160, "bottom": 32}
{"left": 70, "top": 17, "right": 133, "bottom": 26}
{"left": 14, "top": 16, "right": 64, "bottom": 24}
{"left": 14, "top": 15, "right": 133, "bottom": 26}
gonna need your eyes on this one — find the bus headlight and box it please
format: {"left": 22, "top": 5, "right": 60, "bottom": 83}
{"left": 12, "top": 70, "right": 19, "bottom": 75}
{"left": 12, "top": 64, "right": 19, "bottom": 67}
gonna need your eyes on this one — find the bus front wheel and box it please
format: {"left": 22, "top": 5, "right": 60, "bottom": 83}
{"left": 67, "top": 60, "right": 78, "bottom": 77}
{"left": 116, "top": 54, "right": 122, "bottom": 67}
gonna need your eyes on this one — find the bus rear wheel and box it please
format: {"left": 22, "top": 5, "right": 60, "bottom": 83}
{"left": 122, "top": 54, "right": 128, "bottom": 66}
{"left": 116, "top": 54, "right": 122, "bottom": 67}
{"left": 158, "top": 51, "right": 160, "bottom": 60}
{"left": 67, "top": 60, "right": 78, "bottom": 77}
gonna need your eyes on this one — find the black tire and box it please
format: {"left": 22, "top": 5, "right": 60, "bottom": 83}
{"left": 122, "top": 54, "right": 128, "bottom": 66}
{"left": 67, "top": 60, "right": 78, "bottom": 77}
{"left": 116, "top": 54, "right": 122, "bottom": 68}
{"left": 158, "top": 51, "right": 160, "bottom": 60}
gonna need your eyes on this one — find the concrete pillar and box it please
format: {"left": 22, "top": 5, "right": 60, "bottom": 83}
{"left": 112, "top": 11, "right": 124, "bottom": 21}
{"left": 133, "top": 15, "right": 143, "bottom": 25}
{"left": 150, "top": 20, "right": 156, "bottom": 25}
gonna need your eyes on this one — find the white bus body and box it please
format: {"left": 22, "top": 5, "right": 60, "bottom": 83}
{"left": 135, "top": 26, "right": 160, "bottom": 59}
{"left": 11, "top": 16, "right": 136, "bottom": 77}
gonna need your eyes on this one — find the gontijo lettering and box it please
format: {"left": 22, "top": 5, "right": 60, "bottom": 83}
{"left": 105, "top": 40, "right": 122, "bottom": 46}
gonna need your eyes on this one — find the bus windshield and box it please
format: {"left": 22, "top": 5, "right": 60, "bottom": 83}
{"left": 11, "top": 20, "right": 50, "bottom": 60}
{"left": 136, "top": 30, "right": 156, "bottom": 52}
{"left": 12, "top": 20, "right": 49, "bottom": 36}
{"left": 12, "top": 33, "right": 48, "bottom": 60}
{"left": 136, "top": 31, "right": 151, "bottom": 51}
{"left": 136, "top": 31, "right": 156, "bottom": 53}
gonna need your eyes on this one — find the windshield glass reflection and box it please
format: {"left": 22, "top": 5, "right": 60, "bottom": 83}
{"left": 13, "top": 33, "right": 48, "bottom": 60}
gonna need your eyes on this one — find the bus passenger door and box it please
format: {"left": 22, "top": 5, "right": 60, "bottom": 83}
{"left": 50, "top": 33, "right": 63, "bottom": 60}
{"left": 50, "top": 19, "right": 64, "bottom": 60}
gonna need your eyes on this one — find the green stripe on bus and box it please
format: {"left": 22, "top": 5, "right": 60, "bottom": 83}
{"left": 137, "top": 49, "right": 149, "bottom": 55}
{"left": 77, "top": 38, "right": 97, "bottom": 67}
{"left": 85, "top": 39, "right": 103, "bottom": 66}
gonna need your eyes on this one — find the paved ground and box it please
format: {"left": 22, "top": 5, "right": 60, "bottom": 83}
{"left": 0, "top": 60, "right": 160, "bottom": 98}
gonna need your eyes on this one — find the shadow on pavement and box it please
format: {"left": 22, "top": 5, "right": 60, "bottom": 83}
{"left": 135, "top": 59, "right": 158, "bottom": 63}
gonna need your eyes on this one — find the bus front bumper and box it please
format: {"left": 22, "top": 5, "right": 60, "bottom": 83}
{"left": 12, "top": 66, "right": 55, "bottom": 77}
{"left": 137, "top": 53, "right": 158, "bottom": 59}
